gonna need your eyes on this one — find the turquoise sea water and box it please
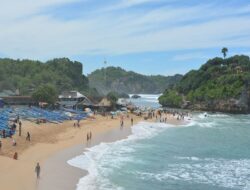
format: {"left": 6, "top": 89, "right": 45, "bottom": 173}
{"left": 68, "top": 96, "right": 250, "bottom": 190}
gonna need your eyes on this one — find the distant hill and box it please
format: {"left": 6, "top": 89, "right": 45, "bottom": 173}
{"left": 159, "top": 55, "right": 250, "bottom": 113}
{"left": 0, "top": 58, "right": 98, "bottom": 97}
{"left": 88, "top": 67, "right": 183, "bottom": 95}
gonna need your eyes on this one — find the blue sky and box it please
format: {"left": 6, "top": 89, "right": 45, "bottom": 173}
{"left": 1, "top": 0, "right": 250, "bottom": 76}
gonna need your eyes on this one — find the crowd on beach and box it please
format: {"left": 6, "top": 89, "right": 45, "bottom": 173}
{"left": 156, "top": 110, "right": 191, "bottom": 123}
{"left": 132, "top": 108, "right": 191, "bottom": 124}
{"left": 0, "top": 106, "right": 192, "bottom": 182}
{"left": 0, "top": 116, "right": 31, "bottom": 160}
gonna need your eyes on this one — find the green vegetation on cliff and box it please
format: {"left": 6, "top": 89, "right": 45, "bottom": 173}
{"left": 158, "top": 90, "right": 182, "bottom": 107}
{"left": 88, "top": 67, "right": 182, "bottom": 95}
{"left": 159, "top": 55, "right": 250, "bottom": 112}
{"left": 0, "top": 58, "right": 95, "bottom": 97}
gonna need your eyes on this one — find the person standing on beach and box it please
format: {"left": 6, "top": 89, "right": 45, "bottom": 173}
{"left": 120, "top": 120, "right": 124, "bottom": 129}
{"left": 3, "top": 129, "right": 5, "bottom": 138}
{"left": 87, "top": 133, "right": 89, "bottom": 142}
{"left": 131, "top": 117, "right": 134, "bottom": 126}
{"left": 12, "top": 138, "right": 17, "bottom": 146}
{"left": 35, "top": 163, "right": 41, "bottom": 179}
{"left": 0, "top": 140, "right": 2, "bottom": 151}
{"left": 26, "top": 132, "right": 31, "bottom": 141}
{"left": 19, "top": 121, "right": 22, "bottom": 136}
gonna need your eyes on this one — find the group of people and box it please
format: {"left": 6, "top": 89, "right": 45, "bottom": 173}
{"left": 156, "top": 110, "right": 190, "bottom": 122}
{"left": 0, "top": 115, "right": 31, "bottom": 160}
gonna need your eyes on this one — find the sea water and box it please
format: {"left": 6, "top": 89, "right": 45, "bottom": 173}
{"left": 128, "top": 94, "right": 161, "bottom": 108}
{"left": 68, "top": 97, "right": 250, "bottom": 190}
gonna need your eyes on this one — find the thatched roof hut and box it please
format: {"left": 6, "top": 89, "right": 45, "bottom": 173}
{"left": 98, "top": 98, "right": 112, "bottom": 107}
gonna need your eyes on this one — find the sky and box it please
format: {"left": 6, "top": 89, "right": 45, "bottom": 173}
{"left": 1, "top": 0, "right": 250, "bottom": 76}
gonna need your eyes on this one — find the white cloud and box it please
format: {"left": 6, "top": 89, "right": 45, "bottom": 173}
{"left": 171, "top": 52, "right": 211, "bottom": 62}
{"left": 102, "top": 0, "right": 163, "bottom": 11}
{"left": 0, "top": 0, "right": 250, "bottom": 60}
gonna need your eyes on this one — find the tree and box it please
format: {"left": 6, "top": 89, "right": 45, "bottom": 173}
{"left": 32, "top": 84, "right": 58, "bottom": 105}
{"left": 221, "top": 47, "right": 228, "bottom": 59}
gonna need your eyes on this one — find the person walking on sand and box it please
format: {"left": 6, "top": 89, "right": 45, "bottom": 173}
{"left": 26, "top": 132, "right": 31, "bottom": 141}
{"left": 19, "top": 121, "right": 22, "bottom": 136}
{"left": 35, "top": 163, "right": 41, "bottom": 179}
{"left": 131, "top": 117, "right": 134, "bottom": 126}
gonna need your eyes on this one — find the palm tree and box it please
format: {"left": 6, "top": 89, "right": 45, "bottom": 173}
{"left": 221, "top": 47, "right": 228, "bottom": 59}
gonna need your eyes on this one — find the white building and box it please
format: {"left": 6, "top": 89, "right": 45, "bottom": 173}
{"left": 58, "top": 91, "right": 92, "bottom": 108}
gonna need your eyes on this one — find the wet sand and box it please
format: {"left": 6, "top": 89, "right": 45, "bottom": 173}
{"left": 38, "top": 127, "right": 131, "bottom": 190}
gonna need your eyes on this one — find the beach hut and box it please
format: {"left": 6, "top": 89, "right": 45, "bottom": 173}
{"left": 97, "top": 98, "right": 112, "bottom": 112}
{"left": 98, "top": 98, "right": 112, "bottom": 107}
{"left": 75, "top": 98, "right": 94, "bottom": 111}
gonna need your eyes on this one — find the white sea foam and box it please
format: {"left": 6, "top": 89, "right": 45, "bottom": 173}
{"left": 68, "top": 122, "right": 174, "bottom": 190}
{"left": 190, "top": 113, "right": 230, "bottom": 128}
{"left": 136, "top": 157, "right": 250, "bottom": 189}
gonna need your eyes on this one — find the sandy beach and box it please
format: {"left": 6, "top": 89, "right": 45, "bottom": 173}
{"left": 0, "top": 113, "right": 183, "bottom": 190}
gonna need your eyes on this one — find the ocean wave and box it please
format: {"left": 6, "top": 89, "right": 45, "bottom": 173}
{"left": 68, "top": 122, "right": 175, "bottom": 190}
{"left": 129, "top": 94, "right": 161, "bottom": 100}
{"left": 136, "top": 158, "right": 250, "bottom": 189}
{"left": 186, "top": 119, "right": 217, "bottom": 128}
{"left": 144, "top": 99, "right": 159, "bottom": 103}
{"left": 197, "top": 112, "right": 230, "bottom": 120}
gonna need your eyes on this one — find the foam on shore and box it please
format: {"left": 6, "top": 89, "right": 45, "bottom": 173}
{"left": 68, "top": 122, "right": 175, "bottom": 190}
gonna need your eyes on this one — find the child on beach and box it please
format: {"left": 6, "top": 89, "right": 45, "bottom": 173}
{"left": 13, "top": 152, "right": 18, "bottom": 160}
{"left": 12, "top": 138, "right": 17, "bottom": 146}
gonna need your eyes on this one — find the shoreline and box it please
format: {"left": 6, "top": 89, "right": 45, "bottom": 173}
{"left": 38, "top": 126, "right": 132, "bottom": 190}
{"left": 0, "top": 113, "right": 185, "bottom": 190}
{"left": 38, "top": 117, "right": 186, "bottom": 190}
